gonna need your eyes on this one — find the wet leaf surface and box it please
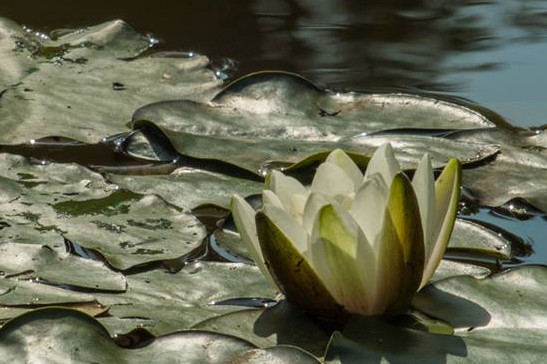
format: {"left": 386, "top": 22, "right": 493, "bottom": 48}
{"left": 0, "top": 308, "right": 320, "bottom": 363}
{"left": 0, "top": 18, "right": 220, "bottom": 144}
{"left": 0, "top": 242, "right": 126, "bottom": 291}
{"left": 131, "top": 72, "right": 502, "bottom": 175}
{"left": 325, "top": 266, "right": 547, "bottom": 363}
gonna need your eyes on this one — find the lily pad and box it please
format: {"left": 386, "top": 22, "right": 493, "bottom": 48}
{"left": 448, "top": 127, "right": 547, "bottom": 212}
{"left": 129, "top": 71, "right": 502, "bottom": 176}
{"left": 0, "top": 18, "right": 220, "bottom": 144}
{"left": 108, "top": 166, "right": 263, "bottom": 211}
{"left": 192, "top": 301, "right": 330, "bottom": 358}
{"left": 95, "top": 261, "right": 277, "bottom": 336}
{"left": 0, "top": 308, "right": 320, "bottom": 363}
{"left": 0, "top": 278, "right": 95, "bottom": 307}
{"left": 132, "top": 118, "right": 499, "bottom": 176}
{"left": 412, "top": 266, "right": 547, "bottom": 342}
{"left": 0, "top": 154, "right": 206, "bottom": 271}
{"left": 0, "top": 242, "right": 126, "bottom": 291}
{"left": 134, "top": 71, "right": 502, "bottom": 141}
{"left": 430, "top": 260, "right": 491, "bottom": 283}
{"left": 326, "top": 266, "right": 547, "bottom": 363}
{"left": 49, "top": 194, "right": 205, "bottom": 270}
{"left": 448, "top": 218, "right": 512, "bottom": 259}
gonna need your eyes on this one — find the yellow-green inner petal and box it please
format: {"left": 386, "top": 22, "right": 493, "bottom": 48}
{"left": 310, "top": 204, "right": 374, "bottom": 315}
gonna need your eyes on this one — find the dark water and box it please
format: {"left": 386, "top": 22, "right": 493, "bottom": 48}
{"left": 4, "top": 0, "right": 547, "bottom": 127}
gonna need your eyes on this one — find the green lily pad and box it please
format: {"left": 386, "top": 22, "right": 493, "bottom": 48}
{"left": 0, "top": 308, "right": 320, "bottom": 363}
{"left": 0, "top": 278, "right": 94, "bottom": 307}
{"left": 95, "top": 261, "right": 277, "bottom": 336}
{"left": 192, "top": 301, "right": 330, "bottom": 358}
{"left": 448, "top": 127, "right": 547, "bottom": 212}
{"left": 0, "top": 154, "right": 206, "bottom": 271}
{"left": 430, "top": 260, "right": 491, "bottom": 283}
{"left": 0, "top": 259, "right": 277, "bottom": 336}
{"left": 130, "top": 71, "right": 501, "bottom": 176}
{"left": 326, "top": 266, "right": 547, "bottom": 363}
{"left": 134, "top": 71, "right": 501, "bottom": 140}
{"left": 132, "top": 119, "right": 499, "bottom": 176}
{"left": 49, "top": 194, "right": 205, "bottom": 270}
{"left": 0, "top": 242, "right": 126, "bottom": 291}
{"left": 448, "top": 218, "right": 512, "bottom": 259}
{"left": 412, "top": 266, "right": 547, "bottom": 340}
{"left": 108, "top": 166, "right": 263, "bottom": 211}
{"left": 0, "top": 18, "right": 220, "bottom": 144}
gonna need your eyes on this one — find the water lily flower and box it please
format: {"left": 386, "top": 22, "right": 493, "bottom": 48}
{"left": 231, "top": 144, "right": 461, "bottom": 318}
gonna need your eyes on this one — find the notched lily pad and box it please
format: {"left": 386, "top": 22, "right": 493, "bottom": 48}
{"left": 95, "top": 261, "right": 277, "bottom": 336}
{"left": 326, "top": 266, "right": 547, "bottom": 363}
{"left": 130, "top": 71, "right": 502, "bottom": 176}
{"left": 448, "top": 127, "right": 547, "bottom": 212}
{"left": 0, "top": 154, "right": 207, "bottom": 271}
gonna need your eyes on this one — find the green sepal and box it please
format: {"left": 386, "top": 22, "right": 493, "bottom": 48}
{"left": 385, "top": 172, "right": 425, "bottom": 312}
{"left": 255, "top": 211, "right": 345, "bottom": 321}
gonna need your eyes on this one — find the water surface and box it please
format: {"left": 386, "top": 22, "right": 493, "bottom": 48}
{"left": 4, "top": 0, "right": 547, "bottom": 127}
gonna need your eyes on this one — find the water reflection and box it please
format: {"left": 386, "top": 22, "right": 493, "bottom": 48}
{"left": 251, "top": 1, "right": 545, "bottom": 93}
{"left": 4, "top": 0, "right": 547, "bottom": 125}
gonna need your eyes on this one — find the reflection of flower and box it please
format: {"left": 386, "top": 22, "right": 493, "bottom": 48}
{"left": 232, "top": 144, "right": 461, "bottom": 317}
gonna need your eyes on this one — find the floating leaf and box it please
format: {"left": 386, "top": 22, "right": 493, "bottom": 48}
{"left": 0, "top": 154, "right": 206, "bottom": 271}
{"left": 0, "top": 242, "right": 126, "bottom": 291}
{"left": 0, "top": 308, "right": 318, "bottom": 363}
{"left": 95, "top": 261, "right": 277, "bottom": 336}
{"left": 326, "top": 266, "right": 547, "bottom": 363}
{"left": 108, "top": 167, "right": 263, "bottom": 211}
{"left": 0, "top": 19, "right": 220, "bottom": 144}
{"left": 448, "top": 127, "right": 547, "bottom": 212}
{"left": 192, "top": 301, "right": 330, "bottom": 358}
{"left": 130, "top": 71, "right": 501, "bottom": 175}
{"left": 448, "top": 218, "right": 512, "bottom": 259}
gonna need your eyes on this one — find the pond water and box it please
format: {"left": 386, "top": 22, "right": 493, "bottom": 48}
{"left": 1, "top": 1, "right": 545, "bottom": 267}
{"left": 4, "top": 0, "right": 547, "bottom": 127}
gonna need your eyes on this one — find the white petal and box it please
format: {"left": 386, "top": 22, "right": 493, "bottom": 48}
{"left": 262, "top": 190, "right": 283, "bottom": 209}
{"left": 311, "top": 163, "right": 354, "bottom": 198}
{"left": 309, "top": 204, "right": 372, "bottom": 314}
{"left": 325, "top": 149, "right": 363, "bottom": 190}
{"left": 349, "top": 174, "right": 389, "bottom": 248}
{"left": 263, "top": 203, "right": 308, "bottom": 254}
{"left": 412, "top": 153, "right": 435, "bottom": 261}
{"left": 291, "top": 194, "right": 308, "bottom": 222}
{"left": 266, "top": 170, "right": 308, "bottom": 216}
{"left": 363, "top": 143, "right": 401, "bottom": 186}
{"left": 302, "top": 192, "right": 335, "bottom": 235}
{"left": 231, "top": 195, "right": 272, "bottom": 282}
{"left": 421, "top": 158, "right": 461, "bottom": 288}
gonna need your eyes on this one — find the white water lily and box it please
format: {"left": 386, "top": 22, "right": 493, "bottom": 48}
{"left": 231, "top": 144, "right": 461, "bottom": 317}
